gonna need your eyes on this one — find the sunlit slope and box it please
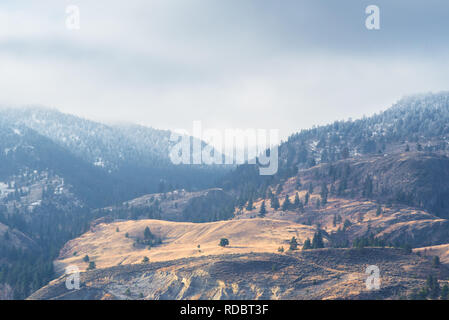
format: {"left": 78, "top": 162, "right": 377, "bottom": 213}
{"left": 55, "top": 218, "right": 316, "bottom": 273}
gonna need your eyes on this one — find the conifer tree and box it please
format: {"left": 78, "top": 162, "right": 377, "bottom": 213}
{"left": 282, "top": 195, "right": 291, "bottom": 211}
{"left": 320, "top": 183, "right": 328, "bottom": 205}
{"left": 312, "top": 231, "right": 324, "bottom": 249}
{"left": 294, "top": 192, "right": 302, "bottom": 208}
{"left": 271, "top": 196, "right": 280, "bottom": 210}
{"left": 276, "top": 184, "right": 283, "bottom": 195}
{"left": 144, "top": 227, "right": 152, "bottom": 240}
{"left": 308, "top": 183, "right": 314, "bottom": 194}
{"left": 246, "top": 198, "right": 254, "bottom": 211}
{"left": 303, "top": 238, "right": 312, "bottom": 250}
{"left": 296, "top": 177, "right": 302, "bottom": 189}
{"left": 259, "top": 200, "right": 266, "bottom": 217}
{"left": 289, "top": 237, "right": 298, "bottom": 250}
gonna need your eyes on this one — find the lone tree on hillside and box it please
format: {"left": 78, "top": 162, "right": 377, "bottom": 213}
{"left": 289, "top": 237, "right": 298, "bottom": 250}
{"left": 144, "top": 227, "right": 153, "bottom": 240}
{"left": 83, "top": 255, "right": 90, "bottom": 262}
{"left": 219, "top": 238, "right": 229, "bottom": 247}
{"left": 87, "top": 261, "right": 96, "bottom": 270}
{"left": 142, "top": 256, "right": 150, "bottom": 264}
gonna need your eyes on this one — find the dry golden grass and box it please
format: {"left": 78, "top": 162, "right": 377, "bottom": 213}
{"left": 414, "top": 244, "right": 449, "bottom": 265}
{"left": 55, "top": 218, "right": 316, "bottom": 274}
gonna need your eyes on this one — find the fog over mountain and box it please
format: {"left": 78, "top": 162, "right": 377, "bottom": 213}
{"left": 2, "top": 1, "right": 449, "bottom": 141}
{"left": 2, "top": 0, "right": 449, "bottom": 304}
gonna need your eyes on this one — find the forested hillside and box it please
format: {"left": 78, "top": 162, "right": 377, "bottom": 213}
{"left": 0, "top": 108, "right": 227, "bottom": 298}
{"left": 221, "top": 93, "right": 449, "bottom": 217}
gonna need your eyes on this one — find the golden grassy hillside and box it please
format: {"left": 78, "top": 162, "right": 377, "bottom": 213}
{"left": 414, "top": 244, "right": 449, "bottom": 265}
{"left": 55, "top": 218, "right": 316, "bottom": 274}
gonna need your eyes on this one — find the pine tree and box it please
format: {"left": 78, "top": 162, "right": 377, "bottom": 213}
{"left": 363, "top": 175, "right": 373, "bottom": 197}
{"left": 259, "top": 200, "right": 266, "bottom": 217}
{"left": 276, "top": 184, "right": 283, "bottom": 195}
{"left": 296, "top": 177, "right": 302, "bottom": 189}
{"left": 320, "top": 183, "right": 328, "bottom": 204}
{"left": 294, "top": 192, "right": 302, "bottom": 208}
{"left": 376, "top": 204, "right": 382, "bottom": 216}
{"left": 417, "top": 143, "right": 423, "bottom": 151}
{"left": 433, "top": 256, "right": 440, "bottom": 268}
{"left": 441, "top": 284, "right": 449, "bottom": 300}
{"left": 330, "top": 183, "right": 336, "bottom": 195}
{"left": 312, "top": 231, "right": 324, "bottom": 249}
{"left": 144, "top": 227, "right": 152, "bottom": 240}
{"left": 246, "top": 198, "right": 254, "bottom": 211}
{"left": 271, "top": 196, "right": 280, "bottom": 210}
{"left": 289, "top": 237, "right": 298, "bottom": 250}
{"left": 219, "top": 238, "right": 229, "bottom": 247}
{"left": 427, "top": 275, "right": 440, "bottom": 299}
{"left": 304, "top": 192, "right": 310, "bottom": 206}
{"left": 282, "top": 195, "right": 291, "bottom": 211}
{"left": 302, "top": 238, "right": 312, "bottom": 250}
{"left": 308, "top": 183, "right": 314, "bottom": 194}
{"left": 142, "top": 256, "right": 150, "bottom": 264}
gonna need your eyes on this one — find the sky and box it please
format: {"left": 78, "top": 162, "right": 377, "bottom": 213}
{"left": 1, "top": 0, "right": 449, "bottom": 143}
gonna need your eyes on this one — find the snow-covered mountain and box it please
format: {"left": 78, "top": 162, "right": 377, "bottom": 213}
{"left": 0, "top": 106, "right": 229, "bottom": 207}
{"left": 0, "top": 107, "right": 175, "bottom": 170}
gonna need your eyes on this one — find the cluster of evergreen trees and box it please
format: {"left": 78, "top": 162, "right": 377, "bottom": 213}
{"left": 133, "top": 227, "right": 162, "bottom": 247}
{"left": 303, "top": 231, "right": 325, "bottom": 250}
{"left": 0, "top": 244, "right": 54, "bottom": 299}
{"left": 409, "top": 275, "right": 449, "bottom": 300}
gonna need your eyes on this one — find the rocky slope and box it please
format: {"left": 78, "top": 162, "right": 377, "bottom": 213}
{"left": 29, "top": 248, "right": 449, "bottom": 300}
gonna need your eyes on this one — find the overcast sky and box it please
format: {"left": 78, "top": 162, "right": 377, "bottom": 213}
{"left": 1, "top": 0, "right": 449, "bottom": 142}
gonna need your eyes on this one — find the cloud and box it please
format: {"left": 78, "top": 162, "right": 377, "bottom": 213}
{"left": 1, "top": 0, "right": 449, "bottom": 143}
